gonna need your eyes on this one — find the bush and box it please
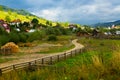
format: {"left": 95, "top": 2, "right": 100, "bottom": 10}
{"left": 27, "top": 30, "right": 45, "bottom": 42}
{"left": 58, "top": 27, "right": 66, "bottom": 35}
{"left": 0, "top": 35, "right": 10, "bottom": 46}
{"left": 9, "top": 32, "right": 20, "bottom": 43}
{"left": 47, "top": 35, "right": 57, "bottom": 41}
{"left": 45, "top": 27, "right": 55, "bottom": 35}
{"left": 54, "top": 28, "right": 62, "bottom": 35}
{"left": 0, "top": 27, "right": 8, "bottom": 35}
{"left": 19, "top": 33, "right": 27, "bottom": 43}
{"left": 1, "top": 42, "right": 19, "bottom": 53}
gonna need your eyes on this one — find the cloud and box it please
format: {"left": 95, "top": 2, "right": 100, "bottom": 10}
{"left": 32, "top": 8, "right": 61, "bottom": 21}
{"left": 29, "top": 0, "right": 120, "bottom": 24}
{"left": 2, "top": 0, "right": 120, "bottom": 24}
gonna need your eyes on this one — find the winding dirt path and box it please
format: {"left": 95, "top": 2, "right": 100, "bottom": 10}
{"left": 0, "top": 39, "right": 84, "bottom": 68}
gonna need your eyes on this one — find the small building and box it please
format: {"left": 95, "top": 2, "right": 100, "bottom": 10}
{"left": 0, "top": 19, "right": 10, "bottom": 33}
{"left": 10, "top": 19, "right": 21, "bottom": 27}
{"left": 116, "top": 31, "right": 120, "bottom": 35}
{"left": 69, "top": 24, "right": 77, "bottom": 32}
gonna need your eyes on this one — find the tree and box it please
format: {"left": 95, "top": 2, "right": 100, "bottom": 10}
{"left": 23, "top": 22, "right": 30, "bottom": 27}
{"left": 31, "top": 18, "right": 39, "bottom": 24}
{"left": 0, "top": 35, "right": 10, "bottom": 46}
{"left": 19, "top": 22, "right": 30, "bottom": 32}
{"left": 0, "top": 6, "right": 3, "bottom": 11}
{"left": 110, "top": 28, "right": 116, "bottom": 35}
{"left": 55, "top": 22, "right": 61, "bottom": 27}
{"left": 83, "top": 25, "right": 92, "bottom": 33}
{"left": 5, "top": 16, "right": 11, "bottom": 22}
{"left": 9, "top": 32, "right": 20, "bottom": 43}
{"left": 8, "top": 9, "right": 12, "bottom": 15}
{"left": 31, "top": 18, "right": 39, "bottom": 28}
{"left": 64, "top": 22, "right": 69, "bottom": 27}
{"left": 46, "top": 21, "right": 52, "bottom": 26}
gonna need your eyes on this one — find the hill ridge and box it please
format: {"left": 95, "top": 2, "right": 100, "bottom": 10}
{"left": 93, "top": 20, "right": 120, "bottom": 27}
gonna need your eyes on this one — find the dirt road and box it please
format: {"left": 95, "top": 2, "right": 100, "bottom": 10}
{"left": 0, "top": 39, "right": 84, "bottom": 68}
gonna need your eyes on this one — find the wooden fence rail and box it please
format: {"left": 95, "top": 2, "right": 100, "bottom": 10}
{"left": 0, "top": 48, "right": 85, "bottom": 75}
{"left": 0, "top": 48, "right": 11, "bottom": 55}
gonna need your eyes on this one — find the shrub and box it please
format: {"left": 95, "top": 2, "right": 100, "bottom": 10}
{"left": 54, "top": 28, "right": 62, "bottom": 35}
{"left": 0, "top": 35, "right": 9, "bottom": 46}
{"left": 45, "top": 27, "right": 55, "bottom": 35}
{"left": 47, "top": 35, "right": 57, "bottom": 41}
{"left": 58, "top": 27, "right": 67, "bottom": 35}
{"left": 19, "top": 33, "right": 27, "bottom": 43}
{"left": 9, "top": 32, "right": 20, "bottom": 43}
{"left": 27, "top": 30, "right": 45, "bottom": 42}
{"left": 1, "top": 42, "right": 19, "bottom": 53}
{"left": 0, "top": 27, "right": 8, "bottom": 35}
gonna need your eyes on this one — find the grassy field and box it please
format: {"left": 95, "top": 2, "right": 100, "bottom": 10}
{"left": 38, "top": 35, "right": 75, "bottom": 53}
{"left": 19, "top": 35, "right": 75, "bottom": 54}
{"left": 0, "top": 35, "right": 75, "bottom": 63}
{"left": 0, "top": 37, "right": 120, "bottom": 80}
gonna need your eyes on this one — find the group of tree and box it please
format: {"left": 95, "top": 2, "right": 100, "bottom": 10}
{"left": 0, "top": 18, "right": 73, "bottom": 46}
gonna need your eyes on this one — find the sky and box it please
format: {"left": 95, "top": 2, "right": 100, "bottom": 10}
{"left": 0, "top": 0, "right": 120, "bottom": 24}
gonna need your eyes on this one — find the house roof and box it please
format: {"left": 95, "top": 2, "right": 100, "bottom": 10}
{"left": 12, "top": 19, "right": 21, "bottom": 23}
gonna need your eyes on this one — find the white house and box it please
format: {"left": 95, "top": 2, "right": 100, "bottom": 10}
{"left": 116, "top": 31, "right": 120, "bottom": 35}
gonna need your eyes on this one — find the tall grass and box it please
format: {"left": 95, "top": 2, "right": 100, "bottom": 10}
{"left": 1, "top": 38, "right": 120, "bottom": 80}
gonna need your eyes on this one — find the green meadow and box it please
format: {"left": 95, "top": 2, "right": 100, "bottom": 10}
{"left": 1, "top": 38, "right": 120, "bottom": 80}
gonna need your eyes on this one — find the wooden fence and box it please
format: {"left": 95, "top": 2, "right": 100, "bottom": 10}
{"left": 0, "top": 48, "right": 11, "bottom": 55}
{"left": 0, "top": 48, "right": 85, "bottom": 75}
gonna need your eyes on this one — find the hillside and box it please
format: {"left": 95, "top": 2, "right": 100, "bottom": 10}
{"left": 0, "top": 5, "right": 35, "bottom": 16}
{"left": 93, "top": 20, "right": 120, "bottom": 27}
{"left": 0, "top": 5, "right": 76, "bottom": 28}
{"left": 0, "top": 5, "right": 53, "bottom": 26}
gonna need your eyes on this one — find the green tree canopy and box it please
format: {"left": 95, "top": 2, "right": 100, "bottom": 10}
{"left": 31, "top": 18, "right": 39, "bottom": 24}
{"left": 5, "top": 15, "right": 11, "bottom": 22}
{"left": 31, "top": 18, "right": 39, "bottom": 29}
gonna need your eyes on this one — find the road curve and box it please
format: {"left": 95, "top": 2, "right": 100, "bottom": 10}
{"left": 0, "top": 39, "right": 84, "bottom": 68}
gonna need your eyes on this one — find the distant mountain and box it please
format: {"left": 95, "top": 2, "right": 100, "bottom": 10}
{"left": 93, "top": 20, "right": 120, "bottom": 27}
{"left": 0, "top": 5, "right": 35, "bottom": 16}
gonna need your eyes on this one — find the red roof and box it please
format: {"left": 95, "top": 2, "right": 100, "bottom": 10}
{"left": 12, "top": 19, "right": 21, "bottom": 23}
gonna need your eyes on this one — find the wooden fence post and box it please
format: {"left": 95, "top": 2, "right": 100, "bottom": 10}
{"left": 50, "top": 57, "right": 53, "bottom": 65}
{"left": 8, "top": 48, "right": 11, "bottom": 55}
{"left": 34, "top": 60, "right": 37, "bottom": 64}
{"left": 28, "top": 62, "right": 32, "bottom": 70}
{"left": 71, "top": 51, "right": 73, "bottom": 58}
{"left": 75, "top": 49, "right": 77, "bottom": 56}
{"left": 13, "top": 65, "right": 16, "bottom": 70}
{"left": 64, "top": 53, "right": 66, "bottom": 60}
{"left": 28, "top": 62, "right": 31, "bottom": 68}
{"left": 0, "top": 49, "right": 1, "bottom": 54}
{"left": 3, "top": 49, "right": 5, "bottom": 55}
{"left": 80, "top": 49, "right": 82, "bottom": 53}
{"left": 78, "top": 49, "right": 80, "bottom": 53}
{"left": 0, "top": 69, "right": 2, "bottom": 76}
{"left": 57, "top": 55, "right": 60, "bottom": 62}
{"left": 41, "top": 58, "right": 44, "bottom": 64}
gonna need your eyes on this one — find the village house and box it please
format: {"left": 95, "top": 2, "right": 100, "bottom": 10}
{"left": 116, "top": 31, "right": 120, "bottom": 35}
{"left": 10, "top": 19, "right": 21, "bottom": 28}
{"left": 0, "top": 19, "right": 10, "bottom": 33}
{"left": 68, "top": 24, "right": 77, "bottom": 32}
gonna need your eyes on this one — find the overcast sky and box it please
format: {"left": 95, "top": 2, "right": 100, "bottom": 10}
{"left": 0, "top": 0, "right": 120, "bottom": 24}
